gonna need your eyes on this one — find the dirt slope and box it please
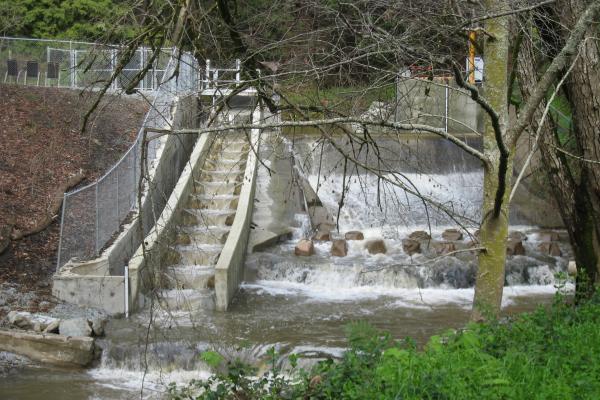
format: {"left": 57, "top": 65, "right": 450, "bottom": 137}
{"left": 0, "top": 84, "right": 147, "bottom": 312}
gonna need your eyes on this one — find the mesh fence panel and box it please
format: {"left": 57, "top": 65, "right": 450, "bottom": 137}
{"left": 56, "top": 50, "right": 203, "bottom": 270}
{"left": 58, "top": 184, "right": 97, "bottom": 266}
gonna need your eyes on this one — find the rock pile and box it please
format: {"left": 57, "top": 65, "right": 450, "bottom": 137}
{"left": 7, "top": 311, "right": 107, "bottom": 337}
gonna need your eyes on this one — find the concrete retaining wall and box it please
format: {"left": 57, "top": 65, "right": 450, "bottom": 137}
{"left": 53, "top": 95, "right": 202, "bottom": 315}
{"left": 127, "top": 131, "right": 215, "bottom": 309}
{"left": 215, "top": 107, "right": 261, "bottom": 311}
{"left": 396, "top": 78, "right": 484, "bottom": 133}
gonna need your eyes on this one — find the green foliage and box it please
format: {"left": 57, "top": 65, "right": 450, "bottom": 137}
{"left": 7, "top": 0, "right": 132, "bottom": 41}
{"left": 169, "top": 294, "right": 600, "bottom": 399}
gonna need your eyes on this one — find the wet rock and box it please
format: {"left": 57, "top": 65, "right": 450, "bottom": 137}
{"left": 431, "top": 257, "right": 475, "bottom": 288}
{"left": 90, "top": 316, "right": 108, "bottom": 337}
{"left": 442, "top": 228, "right": 463, "bottom": 241}
{"left": 330, "top": 239, "right": 348, "bottom": 257}
{"left": 568, "top": 260, "right": 577, "bottom": 276}
{"left": 366, "top": 239, "right": 387, "bottom": 255}
{"left": 408, "top": 231, "right": 431, "bottom": 241}
{"left": 225, "top": 214, "right": 236, "bottom": 226}
{"left": 402, "top": 239, "right": 421, "bottom": 256}
{"left": 43, "top": 320, "right": 60, "bottom": 334}
{"left": 313, "top": 230, "right": 331, "bottom": 241}
{"left": 538, "top": 230, "right": 559, "bottom": 242}
{"left": 8, "top": 312, "right": 33, "bottom": 330}
{"left": 59, "top": 318, "right": 92, "bottom": 337}
{"left": 538, "top": 242, "right": 562, "bottom": 257}
{"left": 345, "top": 231, "right": 364, "bottom": 241}
{"left": 294, "top": 239, "right": 315, "bottom": 256}
{"left": 432, "top": 241, "right": 456, "bottom": 255}
{"left": 506, "top": 239, "right": 526, "bottom": 256}
{"left": 207, "top": 275, "right": 215, "bottom": 289}
{"left": 508, "top": 231, "right": 528, "bottom": 241}
{"left": 7, "top": 312, "right": 58, "bottom": 332}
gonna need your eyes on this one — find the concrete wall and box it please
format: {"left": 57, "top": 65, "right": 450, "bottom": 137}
{"left": 53, "top": 95, "right": 202, "bottom": 315}
{"left": 396, "top": 78, "right": 484, "bottom": 133}
{"left": 214, "top": 107, "right": 261, "bottom": 311}
{"left": 127, "top": 131, "right": 214, "bottom": 310}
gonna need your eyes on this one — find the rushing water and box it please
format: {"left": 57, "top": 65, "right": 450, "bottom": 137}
{"left": 0, "top": 133, "right": 571, "bottom": 399}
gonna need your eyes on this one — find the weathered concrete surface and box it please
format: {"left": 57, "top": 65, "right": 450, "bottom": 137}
{"left": 215, "top": 106, "right": 261, "bottom": 311}
{"left": 396, "top": 78, "right": 484, "bottom": 133}
{"left": 249, "top": 228, "right": 293, "bottom": 252}
{"left": 0, "top": 329, "right": 95, "bottom": 367}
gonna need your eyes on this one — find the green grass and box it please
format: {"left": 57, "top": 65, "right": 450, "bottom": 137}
{"left": 280, "top": 82, "right": 396, "bottom": 117}
{"left": 169, "top": 291, "right": 600, "bottom": 400}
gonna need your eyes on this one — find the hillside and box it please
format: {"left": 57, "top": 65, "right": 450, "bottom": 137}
{"left": 0, "top": 85, "right": 147, "bottom": 313}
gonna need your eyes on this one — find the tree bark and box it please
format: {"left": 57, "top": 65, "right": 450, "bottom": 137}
{"left": 472, "top": 0, "right": 512, "bottom": 321}
{"left": 557, "top": 0, "right": 600, "bottom": 290}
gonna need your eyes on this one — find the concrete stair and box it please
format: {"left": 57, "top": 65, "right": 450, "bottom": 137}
{"left": 158, "top": 134, "right": 249, "bottom": 313}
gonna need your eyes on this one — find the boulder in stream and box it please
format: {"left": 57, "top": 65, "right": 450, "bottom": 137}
{"left": 366, "top": 239, "right": 387, "bottom": 255}
{"left": 538, "top": 230, "right": 560, "bottom": 242}
{"left": 408, "top": 230, "right": 431, "bottom": 241}
{"left": 509, "top": 231, "right": 528, "bottom": 241}
{"left": 295, "top": 239, "right": 315, "bottom": 256}
{"left": 402, "top": 238, "right": 421, "bottom": 256}
{"left": 432, "top": 241, "right": 456, "bottom": 255}
{"left": 330, "top": 239, "right": 348, "bottom": 257}
{"left": 313, "top": 230, "right": 331, "bottom": 241}
{"left": 345, "top": 231, "right": 364, "bottom": 240}
{"left": 442, "top": 228, "right": 463, "bottom": 241}
{"left": 538, "top": 242, "right": 562, "bottom": 257}
{"left": 506, "top": 239, "right": 526, "bottom": 256}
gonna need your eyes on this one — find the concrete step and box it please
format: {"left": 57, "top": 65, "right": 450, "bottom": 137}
{"left": 182, "top": 208, "right": 236, "bottom": 226}
{"left": 164, "top": 264, "right": 215, "bottom": 290}
{"left": 199, "top": 169, "right": 244, "bottom": 183}
{"left": 204, "top": 158, "right": 247, "bottom": 172}
{"left": 174, "top": 244, "right": 222, "bottom": 265}
{"left": 159, "top": 289, "right": 215, "bottom": 311}
{"left": 193, "top": 180, "right": 242, "bottom": 196}
{"left": 177, "top": 226, "right": 231, "bottom": 245}
{"left": 188, "top": 193, "right": 239, "bottom": 210}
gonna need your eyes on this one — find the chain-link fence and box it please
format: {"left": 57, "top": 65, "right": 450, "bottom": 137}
{"left": 57, "top": 50, "right": 202, "bottom": 269}
{"left": 1, "top": 36, "right": 172, "bottom": 91}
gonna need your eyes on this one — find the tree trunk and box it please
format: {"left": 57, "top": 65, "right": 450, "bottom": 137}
{"left": 557, "top": 0, "right": 600, "bottom": 289}
{"left": 472, "top": 0, "right": 512, "bottom": 321}
{"left": 517, "top": 1, "right": 600, "bottom": 298}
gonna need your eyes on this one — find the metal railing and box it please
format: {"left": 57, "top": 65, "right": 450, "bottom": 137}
{"left": 1, "top": 36, "right": 172, "bottom": 91}
{"left": 56, "top": 50, "right": 201, "bottom": 269}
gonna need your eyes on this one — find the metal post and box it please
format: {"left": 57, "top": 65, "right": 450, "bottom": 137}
{"left": 124, "top": 265, "right": 129, "bottom": 318}
{"left": 445, "top": 86, "right": 449, "bottom": 133}
{"left": 111, "top": 48, "right": 117, "bottom": 91}
{"left": 70, "top": 41, "right": 75, "bottom": 88}
{"left": 205, "top": 59, "right": 211, "bottom": 90}
{"left": 56, "top": 193, "right": 67, "bottom": 272}
{"left": 116, "top": 168, "right": 120, "bottom": 222}
{"left": 95, "top": 184, "right": 99, "bottom": 254}
{"left": 140, "top": 47, "right": 145, "bottom": 91}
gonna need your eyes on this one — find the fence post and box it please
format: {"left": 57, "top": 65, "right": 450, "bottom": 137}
{"left": 206, "top": 59, "right": 211, "bottom": 90}
{"left": 116, "top": 168, "right": 120, "bottom": 223}
{"left": 236, "top": 59, "right": 241, "bottom": 83}
{"left": 95, "top": 184, "right": 99, "bottom": 255}
{"left": 111, "top": 48, "right": 117, "bottom": 91}
{"left": 69, "top": 41, "right": 75, "bottom": 88}
{"left": 56, "top": 193, "right": 67, "bottom": 272}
